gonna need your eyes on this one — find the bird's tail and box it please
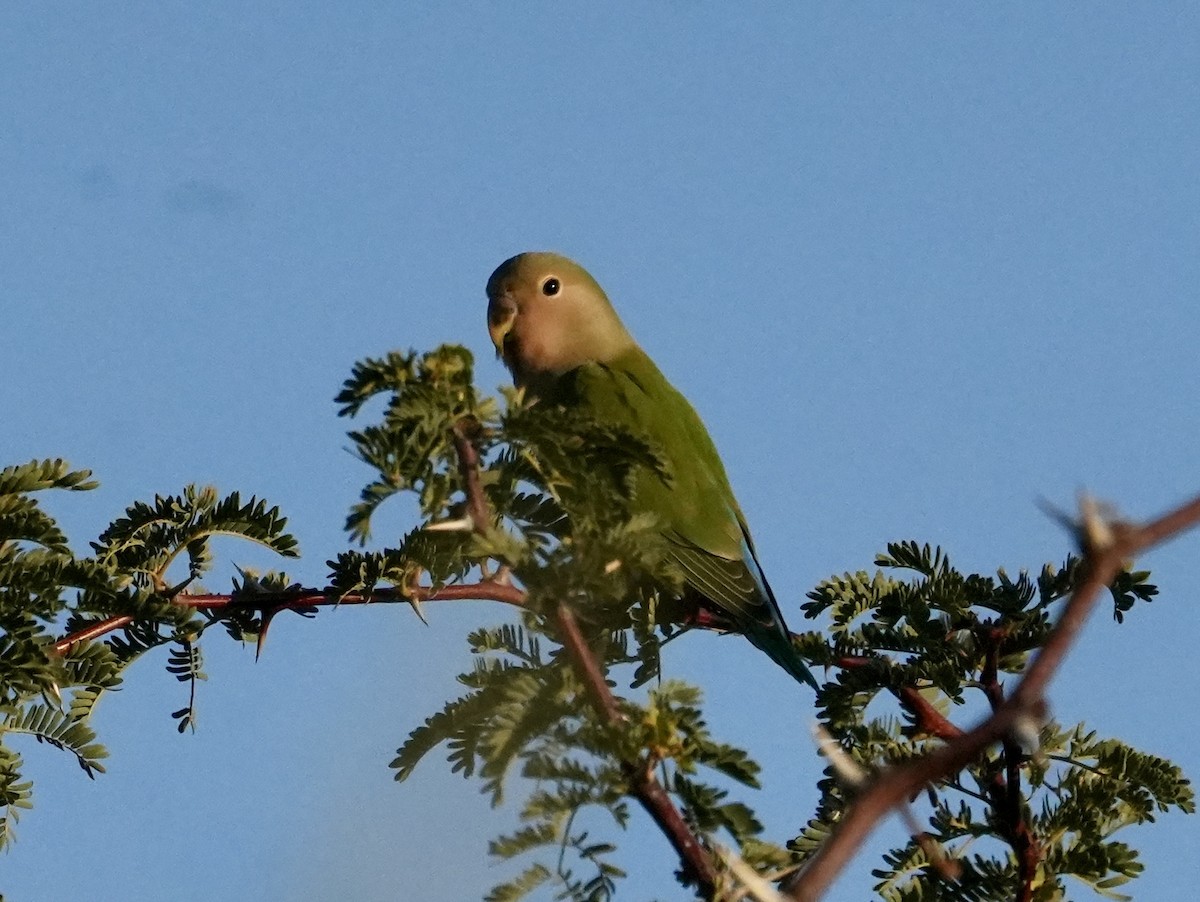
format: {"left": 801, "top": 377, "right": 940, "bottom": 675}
{"left": 745, "top": 622, "right": 819, "bottom": 691}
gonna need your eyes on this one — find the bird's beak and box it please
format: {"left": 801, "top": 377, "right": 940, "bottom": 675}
{"left": 487, "top": 293, "right": 517, "bottom": 359}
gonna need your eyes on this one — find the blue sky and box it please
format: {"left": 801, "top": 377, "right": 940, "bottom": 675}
{"left": 4, "top": 4, "right": 1200, "bottom": 899}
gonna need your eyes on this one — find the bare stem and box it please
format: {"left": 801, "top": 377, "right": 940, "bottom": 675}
{"left": 980, "top": 631, "right": 1037, "bottom": 902}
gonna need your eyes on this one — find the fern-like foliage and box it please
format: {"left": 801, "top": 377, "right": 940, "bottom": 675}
{"left": 7, "top": 341, "right": 1190, "bottom": 902}
{"left": 790, "top": 542, "right": 1192, "bottom": 902}
{"left": 335, "top": 346, "right": 1192, "bottom": 901}
{"left": 335, "top": 345, "right": 498, "bottom": 543}
{"left": 0, "top": 459, "right": 297, "bottom": 850}
{"left": 336, "top": 347, "right": 767, "bottom": 899}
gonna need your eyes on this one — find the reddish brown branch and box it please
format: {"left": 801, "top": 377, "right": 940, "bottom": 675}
{"left": 458, "top": 424, "right": 715, "bottom": 893}
{"left": 836, "top": 656, "right": 964, "bottom": 742}
{"left": 786, "top": 491, "right": 1200, "bottom": 902}
{"left": 453, "top": 410, "right": 716, "bottom": 894}
{"left": 555, "top": 604, "right": 718, "bottom": 895}
{"left": 52, "top": 581, "right": 526, "bottom": 654}
{"left": 554, "top": 604, "right": 624, "bottom": 724}
{"left": 980, "top": 632, "right": 1037, "bottom": 902}
{"left": 898, "top": 685, "right": 964, "bottom": 743}
{"left": 452, "top": 418, "right": 491, "bottom": 533}
{"left": 56, "top": 615, "right": 136, "bottom": 650}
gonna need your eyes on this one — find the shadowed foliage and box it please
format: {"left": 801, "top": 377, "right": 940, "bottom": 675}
{"left": 4, "top": 345, "right": 1192, "bottom": 902}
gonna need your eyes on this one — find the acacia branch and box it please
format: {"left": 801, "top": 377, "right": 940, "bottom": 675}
{"left": 452, "top": 417, "right": 491, "bottom": 533}
{"left": 980, "top": 631, "right": 1037, "bottom": 902}
{"left": 897, "top": 685, "right": 963, "bottom": 743}
{"left": 555, "top": 603, "right": 718, "bottom": 894}
{"left": 451, "top": 418, "right": 716, "bottom": 894}
{"left": 786, "top": 491, "right": 1200, "bottom": 902}
{"left": 53, "top": 581, "right": 526, "bottom": 654}
{"left": 451, "top": 418, "right": 717, "bottom": 893}
{"left": 836, "top": 656, "right": 964, "bottom": 742}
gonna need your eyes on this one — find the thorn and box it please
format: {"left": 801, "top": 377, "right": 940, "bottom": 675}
{"left": 811, "top": 722, "right": 867, "bottom": 789}
{"left": 1036, "top": 496, "right": 1080, "bottom": 539}
{"left": 166, "top": 574, "right": 197, "bottom": 598}
{"left": 408, "top": 596, "right": 429, "bottom": 626}
{"left": 714, "top": 843, "right": 785, "bottom": 902}
{"left": 1039, "top": 492, "right": 1130, "bottom": 556}
{"left": 255, "top": 606, "right": 282, "bottom": 661}
{"left": 235, "top": 565, "right": 266, "bottom": 594}
{"left": 401, "top": 574, "right": 430, "bottom": 625}
{"left": 424, "top": 516, "right": 475, "bottom": 532}
{"left": 604, "top": 559, "right": 622, "bottom": 574}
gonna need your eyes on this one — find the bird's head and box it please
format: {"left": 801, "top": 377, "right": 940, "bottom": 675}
{"left": 486, "top": 252, "right": 634, "bottom": 389}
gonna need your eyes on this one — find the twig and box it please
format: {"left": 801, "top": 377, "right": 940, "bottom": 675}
{"left": 898, "top": 685, "right": 964, "bottom": 743}
{"left": 835, "top": 657, "right": 964, "bottom": 742}
{"left": 451, "top": 418, "right": 491, "bottom": 533}
{"left": 46, "top": 415, "right": 725, "bottom": 897}
{"left": 555, "top": 603, "right": 718, "bottom": 895}
{"left": 812, "top": 722, "right": 960, "bottom": 883}
{"left": 554, "top": 604, "right": 624, "bottom": 724}
{"left": 839, "top": 650, "right": 1030, "bottom": 888}
{"left": 453, "top": 419, "right": 717, "bottom": 895}
{"left": 785, "top": 491, "right": 1200, "bottom": 902}
{"left": 453, "top": 419, "right": 716, "bottom": 893}
{"left": 980, "top": 630, "right": 1037, "bottom": 902}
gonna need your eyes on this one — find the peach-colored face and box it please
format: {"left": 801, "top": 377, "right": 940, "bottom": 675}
{"left": 486, "top": 252, "right": 633, "bottom": 387}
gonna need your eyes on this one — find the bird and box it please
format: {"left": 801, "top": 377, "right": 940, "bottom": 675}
{"left": 485, "top": 252, "right": 817, "bottom": 690}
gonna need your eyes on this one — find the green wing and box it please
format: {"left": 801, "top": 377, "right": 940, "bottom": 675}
{"left": 563, "top": 348, "right": 816, "bottom": 688}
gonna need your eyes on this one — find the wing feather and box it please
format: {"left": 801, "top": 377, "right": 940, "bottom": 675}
{"left": 572, "top": 349, "right": 787, "bottom": 634}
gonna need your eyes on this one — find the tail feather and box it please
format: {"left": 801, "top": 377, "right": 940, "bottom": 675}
{"left": 745, "top": 622, "right": 819, "bottom": 691}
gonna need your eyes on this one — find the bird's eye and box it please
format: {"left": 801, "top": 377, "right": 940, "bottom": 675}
{"left": 542, "top": 277, "right": 561, "bottom": 297}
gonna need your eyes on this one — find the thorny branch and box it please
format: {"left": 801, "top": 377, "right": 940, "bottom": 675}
{"left": 838, "top": 639, "right": 1039, "bottom": 898}
{"left": 836, "top": 656, "right": 964, "bottom": 743}
{"left": 786, "top": 492, "right": 1200, "bottom": 902}
{"left": 52, "top": 417, "right": 720, "bottom": 899}
{"left": 555, "top": 603, "right": 719, "bottom": 892}
{"left": 53, "top": 414, "right": 1195, "bottom": 902}
{"left": 451, "top": 417, "right": 491, "bottom": 534}
{"left": 452, "top": 420, "right": 717, "bottom": 893}
{"left": 53, "top": 581, "right": 526, "bottom": 655}
{"left": 980, "top": 629, "right": 1038, "bottom": 902}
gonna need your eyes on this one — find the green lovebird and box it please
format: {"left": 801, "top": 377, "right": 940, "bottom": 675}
{"left": 486, "top": 251, "right": 817, "bottom": 690}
